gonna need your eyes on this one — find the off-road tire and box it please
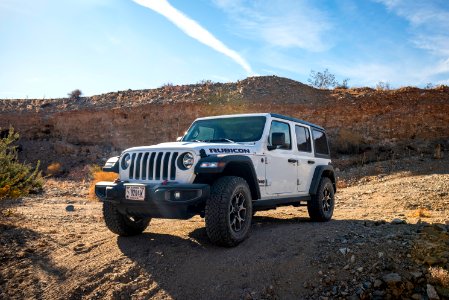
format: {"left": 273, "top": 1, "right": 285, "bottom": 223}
{"left": 205, "top": 176, "right": 253, "bottom": 247}
{"left": 307, "top": 177, "right": 335, "bottom": 222}
{"left": 103, "top": 202, "right": 151, "bottom": 236}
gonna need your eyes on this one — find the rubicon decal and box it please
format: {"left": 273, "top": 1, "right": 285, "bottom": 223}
{"left": 209, "top": 148, "right": 251, "bottom": 154}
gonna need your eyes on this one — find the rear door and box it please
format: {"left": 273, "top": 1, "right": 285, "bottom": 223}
{"left": 294, "top": 125, "right": 315, "bottom": 192}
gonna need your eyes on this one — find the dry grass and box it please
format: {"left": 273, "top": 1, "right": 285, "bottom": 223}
{"left": 429, "top": 267, "right": 449, "bottom": 288}
{"left": 336, "top": 179, "right": 349, "bottom": 189}
{"left": 409, "top": 208, "right": 432, "bottom": 218}
{"left": 46, "top": 162, "right": 63, "bottom": 176}
{"left": 88, "top": 170, "right": 117, "bottom": 200}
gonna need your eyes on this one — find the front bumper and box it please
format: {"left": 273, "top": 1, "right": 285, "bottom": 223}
{"left": 95, "top": 181, "right": 210, "bottom": 219}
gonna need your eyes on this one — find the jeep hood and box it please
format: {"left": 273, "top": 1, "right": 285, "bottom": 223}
{"left": 125, "top": 142, "right": 256, "bottom": 155}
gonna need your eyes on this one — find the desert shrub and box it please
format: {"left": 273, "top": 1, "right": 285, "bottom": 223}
{"left": 46, "top": 162, "right": 63, "bottom": 176}
{"left": 376, "top": 81, "right": 390, "bottom": 91}
{"left": 68, "top": 89, "right": 82, "bottom": 100}
{"left": 429, "top": 267, "right": 449, "bottom": 288}
{"left": 88, "top": 165, "right": 117, "bottom": 200}
{"left": 409, "top": 208, "right": 432, "bottom": 218}
{"left": 308, "top": 69, "right": 338, "bottom": 89}
{"left": 198, "top": 79, "right": 215, "bottom": 85}
{"left": 425, "top": 83, "right": 434, "bottom": 89}
{"left": 332, "top": 128, "right": 365, "bottom": 154}
{"left": 162, "top": 82, "right": 173, "bottom": 87}
{"left": 335, "top": 78, "right": 350, "bottom": 89}
{"left": 0, "top": 127, "right": 43, "bottom": 200}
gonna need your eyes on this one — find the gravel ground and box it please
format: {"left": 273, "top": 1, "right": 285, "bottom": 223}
{"left": 1, "top": 155, "right": 448, "bottom": 300}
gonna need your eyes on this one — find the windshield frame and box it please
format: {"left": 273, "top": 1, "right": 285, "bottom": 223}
{"left": 182, "top": 116, "right": 267, "bottom": 143}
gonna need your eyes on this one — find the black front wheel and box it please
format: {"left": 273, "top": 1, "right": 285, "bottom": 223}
{"left": 307, "top": 177, "right": 335, "bottom": 222}
{"left": 205, "top": 176, "right": 253, "bottom": 247}
{"left": 103, "top": 202, "right": 151, "bottom": 236}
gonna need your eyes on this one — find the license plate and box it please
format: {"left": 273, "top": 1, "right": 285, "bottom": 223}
{"left": 125, "top": 186, "right": 145, "bottom": 201}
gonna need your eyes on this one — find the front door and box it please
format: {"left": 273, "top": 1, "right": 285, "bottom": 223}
{"left": 265, "top": 120, "right": 297, "bottom": 195}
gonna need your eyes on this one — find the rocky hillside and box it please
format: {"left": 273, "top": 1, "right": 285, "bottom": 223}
{"left": 0, "top": 76, "right": 448, "bottom": 171}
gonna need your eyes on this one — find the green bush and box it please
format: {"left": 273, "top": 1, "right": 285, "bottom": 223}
{"left": 0, "top": 127, "right": 43, "bottom": 200}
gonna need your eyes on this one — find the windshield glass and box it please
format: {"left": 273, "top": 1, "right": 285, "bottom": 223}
{"left": 183, "top": 116, "right": 267, "bottom": 143}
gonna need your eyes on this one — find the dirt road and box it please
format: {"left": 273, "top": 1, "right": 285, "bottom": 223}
{"left": 1, "top": 155, "right": 449, "bottom": 299}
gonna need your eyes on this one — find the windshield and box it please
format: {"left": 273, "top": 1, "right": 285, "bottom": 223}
{"left": 183, "top": 116, "right": 267, "bottom": 143}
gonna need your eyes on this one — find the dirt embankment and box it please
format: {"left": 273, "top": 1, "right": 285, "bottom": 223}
{"left": 1, "top": 155, "right": 448, "bottom": 299}
{"left": 0, "top": 76, "right": 448, "bottom": 171}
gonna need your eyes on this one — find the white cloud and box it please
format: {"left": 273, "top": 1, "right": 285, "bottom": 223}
{"left": 375, "top": 0, "right": 449, "bottom": 58}
{"left": 214, "top": 0, "right": 333, "bottom": 52}
{"left": 133, "top": 0, "right": 253, "bottom": 74}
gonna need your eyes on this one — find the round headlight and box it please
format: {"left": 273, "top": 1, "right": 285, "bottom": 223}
{"left": 182, "top": 152, "right": 194, "bottom": 169}
{"left": 121, "top": 153, "right": 131, "bottom": 169}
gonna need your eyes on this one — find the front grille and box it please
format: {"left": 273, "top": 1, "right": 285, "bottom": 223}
{"left": 128, "top": 151, "right": 179, "bottom": 181}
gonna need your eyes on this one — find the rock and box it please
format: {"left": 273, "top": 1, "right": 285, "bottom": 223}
{"left": 372, "top": 290, "right": 385, "bottom": 297}
{"left": 378, "top": 252, "right": 384, "bottom": 258}
{"left": 65, "top": 205, "right": 75, "bottom": 212}
{"left": 350, "top": 255, "right": 355, "bottom": 263}
{"left": 242, "top": 290, "right": 253, "bottom": 300}
{"left": 374, "top": 279, "right": 383, "bottom": 288}
{"left": 363, "top": 281, "right": 372, "bottom": 289}
{"left": 411, "top": 293, "right": 422, "bottom": 300}
{"left": 382, "top": 273, "right": 402, "bottom": 284}
{"left": 356, "top": 267, "right": 363, "bottom": 272}
{"left": 410, "top": 271, "right": 423, "bottom": 280}
{"left": 391, "top": 218, "right": 406, "bottom": 225}
{"left": 427, "top": 284, "right": 440, "bottom": 300}
{"left": 339, "top": 248, "right": 350, "bottom": 255}
{"left": 435, "top": 286, "right": 449, "bottom": 298}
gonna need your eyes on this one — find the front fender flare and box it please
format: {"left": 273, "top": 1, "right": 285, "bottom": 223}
{"left": 195, "top": 155, "right": 261, "bottom": 200}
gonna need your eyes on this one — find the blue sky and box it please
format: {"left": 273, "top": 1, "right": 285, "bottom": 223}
{"left": 1, "top": 0, "right": 448, "bottom": 99}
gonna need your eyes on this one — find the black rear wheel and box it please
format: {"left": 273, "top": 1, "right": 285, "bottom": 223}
{"left": 307, "top": 177, "right": 335, "bottom": 221}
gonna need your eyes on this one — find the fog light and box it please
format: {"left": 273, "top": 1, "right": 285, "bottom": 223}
{"left": 174, "top": 191, "right": 181, "bottom": 199}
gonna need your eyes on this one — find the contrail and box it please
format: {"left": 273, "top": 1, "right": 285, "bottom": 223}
{"left": 133, "top": 0, "right": 253, "bottom": 74}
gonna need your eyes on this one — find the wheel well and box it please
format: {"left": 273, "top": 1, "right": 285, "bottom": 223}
{"left": 221, "top": 162, "right": 259, "bottom": 200}
{"left": 321, "top": 169, "right": 336, "bottom": 193}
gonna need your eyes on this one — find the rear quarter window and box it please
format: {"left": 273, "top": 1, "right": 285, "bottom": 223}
{"left": 312, "top": 129, "right": 330, "bottom": 156}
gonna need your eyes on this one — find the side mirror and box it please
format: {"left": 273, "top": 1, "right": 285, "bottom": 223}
{"left": 176, "top": 136, "right": 182, "bottom": 142}
{"left": 268, "top": 132, "right": 285, "bottom": 150}
{"left": 103, "top": 156, "right": 119, "bottom": 173}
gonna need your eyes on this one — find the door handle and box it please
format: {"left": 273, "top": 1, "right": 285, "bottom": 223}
{"left": 288, "top": 159, "right": 298, "bottom": 163}
{"left": 307, "top": 160, "right": 315, "bottom": 164}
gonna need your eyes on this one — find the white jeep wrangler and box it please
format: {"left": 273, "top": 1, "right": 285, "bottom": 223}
{"left": 96, "top": 113, "right": 336, "bottom": 247}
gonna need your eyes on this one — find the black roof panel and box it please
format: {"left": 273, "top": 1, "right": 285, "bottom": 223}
{"left": 269, "top": 113, "right": 324, "bottom": 131}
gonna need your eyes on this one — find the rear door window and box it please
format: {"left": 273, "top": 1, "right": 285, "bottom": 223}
{"left": 312, "top": 129, "right": 330, "bottom": 156}
{"left": 295, "top": 125, "right": 312, "bottom": 152}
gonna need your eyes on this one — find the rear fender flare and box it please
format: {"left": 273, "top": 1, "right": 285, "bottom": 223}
{"left": 309, "top": 165, "right": 336, "bottom": 196}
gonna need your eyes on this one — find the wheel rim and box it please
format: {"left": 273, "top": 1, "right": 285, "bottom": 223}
{"left": 229, "top": 192, "right": 247, "bottom": 233}
{"left": 322, "top": 186, "right": 333, "bottom": 212}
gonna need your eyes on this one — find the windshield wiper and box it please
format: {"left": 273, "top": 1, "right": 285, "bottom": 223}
{"left": 205, "top": 138, "right": 236, "bottom": 143}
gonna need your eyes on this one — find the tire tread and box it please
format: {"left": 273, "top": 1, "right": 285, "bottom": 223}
{"left": 103, "top": 202, "right": 150, "bottom": 236}
{"left": 205, "top": 176, "right": 252, "bottom": 247}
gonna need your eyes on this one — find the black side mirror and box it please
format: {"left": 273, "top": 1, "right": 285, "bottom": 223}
{"left": 268, "top": 132, "right": 285, "bottom": 150}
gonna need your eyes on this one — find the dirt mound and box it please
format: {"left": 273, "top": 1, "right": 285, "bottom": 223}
{"left": 0, "top": 76, "right": 448, "bottom": 172}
